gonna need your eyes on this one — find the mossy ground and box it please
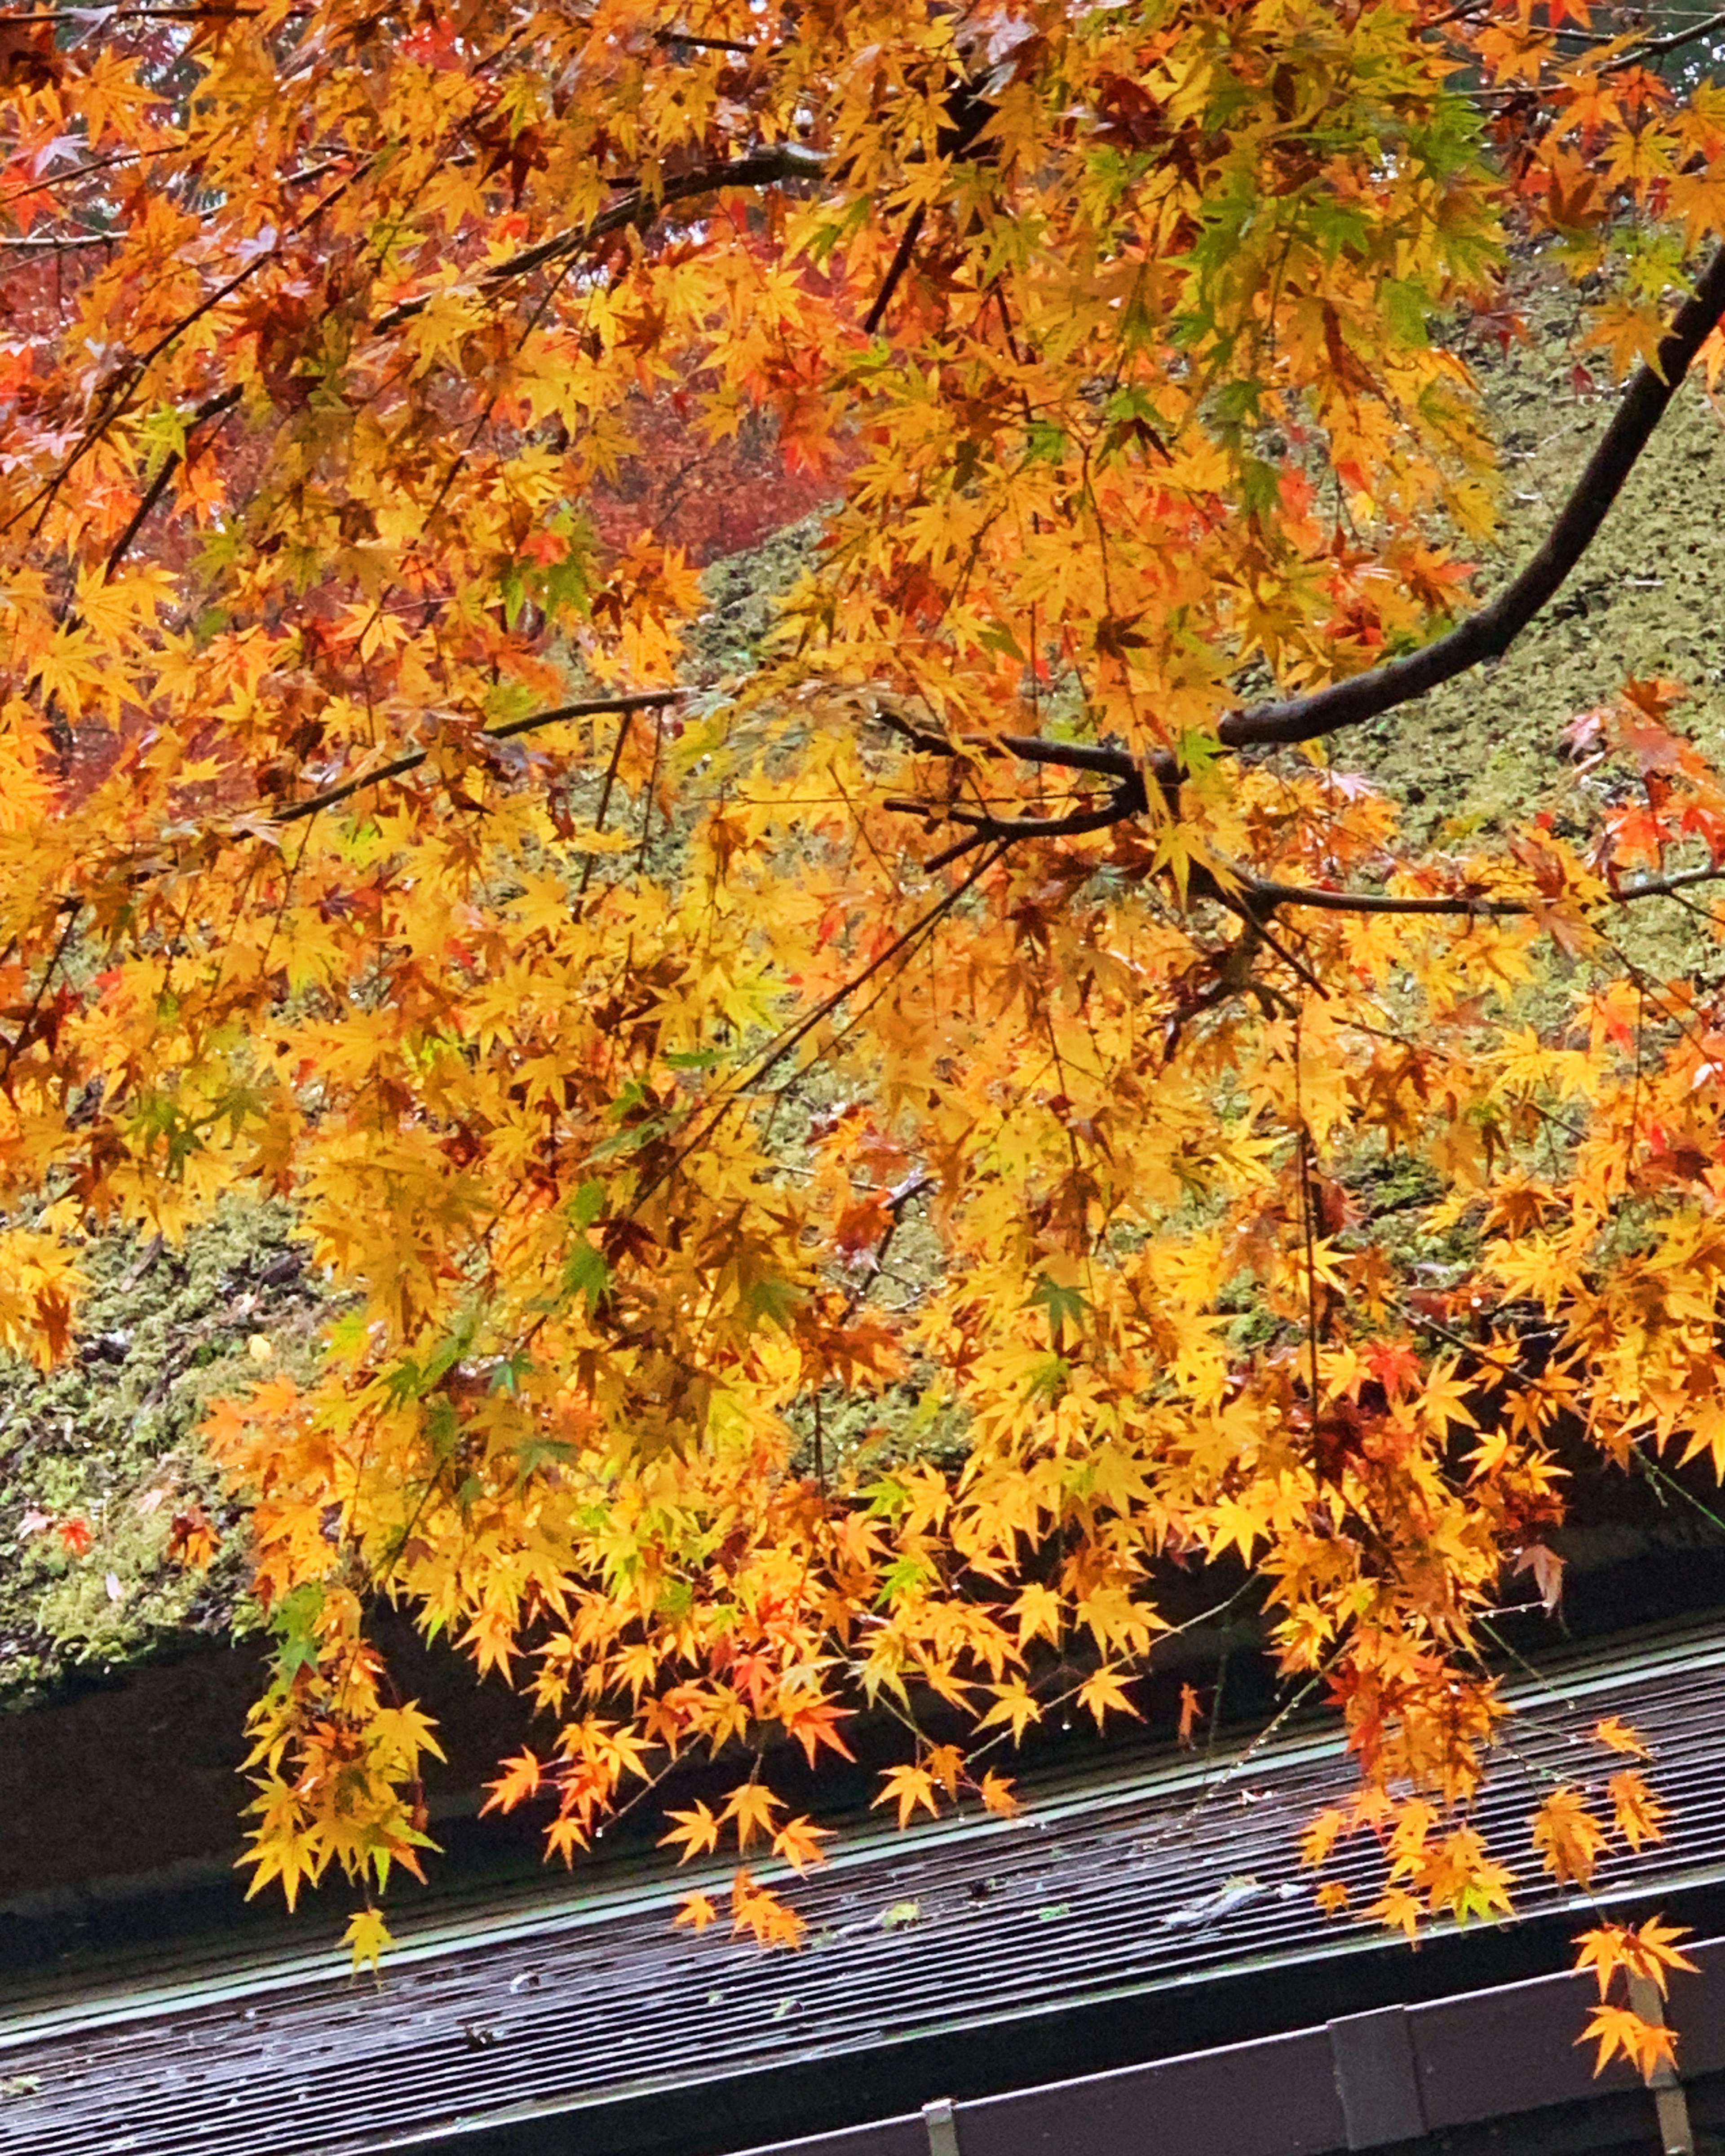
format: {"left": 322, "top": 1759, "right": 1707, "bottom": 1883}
{"left": 0, "top": 1202, "right": 327, "bottom": 1705}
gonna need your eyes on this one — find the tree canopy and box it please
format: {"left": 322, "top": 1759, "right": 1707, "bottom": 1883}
{"left": 4, "top": 0, "right": 1725, "bottom": 2041}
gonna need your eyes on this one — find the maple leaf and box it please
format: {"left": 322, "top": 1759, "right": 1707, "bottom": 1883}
{"left": 1511, "top": 1542, "right": 1564, "bottom": 1613}
{"left": 977, "top": 1771, "right": 1021, "bottom": 1819}
{"left": 1606, "top": 1769, "right": 1667, "bottom": 1852}
{"left": 344, "top": 1906, "right": 395, "bottom": 1975}
{"left": 873, "top": 1764, "right": 941, "bottom": 1829}
{"left": 979, "top": 1680, "right": 1042, "bottom": 1743}
{"left": 1177, "top": 1683, "right": 1203, "bottom": 1750}
{"left": 659, "top": 1800, "right": 721, "bottom": 1863}
{"left": 926, "top": 1744, "right": 964, "bottom": 1798}
{"left": 1531, "top": 1787, "right": 1610, "bottom": 1888}
{"left": 1076, "top": 1663, "right": 1141, "bottom": 1731}
{"left": 481, "top": 1750, "right": 544, "bottom": 1816}
{"left": 1365, "top": 1888, "right": 1423, "bottom": 1942}
{"left": 720, "top": 1784, "right": 784, "bottom": 1854}
{"left": 674, "top": 1891, "right": 719, "bottom": 1931}
{"left": 56, "top": 1516, "right": 92, "bottom": 1557}
{"left": 730, "top": 1868, "right": 806, "bottom": 1948}
{"left": 1574, "top": 1917, "right": 1698, "bottom": 2000}
{"left": 1011, "top": 1581, "right": 1063, "bottom": 1649}
{"left": 544, "top": 1817, "right": 589, "bottom": 1868}
{"left": 771, "top": 1816, "right": 834, "bottom": 1873}
{"left": 1315, "top": 1881, "right": 1350, "bottom": 1917}
{"left": 1593, "top": 1716, "right": 1652, "bottom": 1761}
{"left": 1577, "top": 2005, "right": 1677, "bottom": 2080}
{"left": 783, "top": 1699, "right": 857, "bottom": 1768}
{"left": 1300, "top": 1808, "right": 1348, "bottom": 1869}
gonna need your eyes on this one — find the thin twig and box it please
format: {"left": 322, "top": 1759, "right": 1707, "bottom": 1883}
{"left": 271, "top": 690, "right": 682, "bottom": 826}
{"left": 376, "top": 143, "right": 827, "bottom": 332}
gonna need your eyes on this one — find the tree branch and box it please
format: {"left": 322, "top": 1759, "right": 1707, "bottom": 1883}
{"left": 100, "top": 386, "right": 240, "bottom": 585}
{"left": 270, "top": 689, "right": 683, "bottom": 826}
{"left": 1234, "top": 862, "right": 1725, "bottom": 917}
{"left": 1606, "top": 7, "right": 1725, "bottom": 72}
{"left": 375, "top": 144, "right": 827, "bottom": 334}
{"left": 1221, "top": 240, "right": 1725, "bottom": 751}
{"left": 983, "top": 733, "right": 1140, "bottom": 779}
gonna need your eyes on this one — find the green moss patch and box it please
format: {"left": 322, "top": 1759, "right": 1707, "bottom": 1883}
{"left": 0, "top": 1200, "right": 327, "bottom": 1705}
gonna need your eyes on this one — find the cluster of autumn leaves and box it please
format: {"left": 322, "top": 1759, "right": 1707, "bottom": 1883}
{"left": 3, "top": 0, "right": 1725, "bottom": 2069}
{"left": 1294, "top": 1710, "right": 1693, "bottom": 2070}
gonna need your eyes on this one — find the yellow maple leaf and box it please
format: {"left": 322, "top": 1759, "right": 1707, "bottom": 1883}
{"left": 979, "top": 1679, "right": 1042, "bottom": 1743}
{"left": 1366, "top": 1887, "right": 1423, "bottom": 1941}
{"left": 344, "top": 1905, "right": 395, "bottom": 1975}
{"left": 719, "top": 1784, "right": 783, "bottom": 1853}
{"left": 873, "top": 1763, "right": 940, "bottom": 1829}
{"left": 1300, "top": 1808, "right": 1348, "bottom": 1869}
{"left": 1076, "top": 1662, "right": 1141, "bottom": 1731}
{"left": 1593, "top": 1715, "right": 1652, "bottom": 1760}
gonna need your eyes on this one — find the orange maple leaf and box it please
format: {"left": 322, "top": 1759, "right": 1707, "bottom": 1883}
{"left": 730, "top": 1867, "right": 805, "bottom": 1948}
{"left": 1593, "top": 1715, "right": 1652, "bottom": 1760}
{"left": 1578, "top": 2004, "right": 1677, "bottom": 2080}
{"left": 1575, "top": 1917, "right": 1698, "bottom": 2001}
{"left": 1606, "top": 1768, "right": 1667, "bottom": 1852}
{"left": 1531, "top": 1786, "right": 1610, "bottom": 1888}
{"left": 479, "top": 1748, "right": 543, "bottom": 1816}
{"left": 771, "top": 1815, "right": 834, "bottom": 1873}
{"left": 783, "top": 1698, "right": 857, "bottom": 1768}
{"left": 977, "top": 1770, "right": 1021, "bottom": 1819}
{"left": 659, "top": 1799, "right": 721, "bottom": 1862}
{"left": 720, "top": 1783, "right": 784, "bottom": 1853}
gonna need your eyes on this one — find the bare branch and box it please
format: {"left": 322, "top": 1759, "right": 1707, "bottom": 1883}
{"left": 985, "top": 733, "right": 1139, "bottom": 779}
{"left": 100, "top": 386, "right": 239, "bottom": 585}
{"left": 0, "top": 232, "right": 119, "bottom": 250}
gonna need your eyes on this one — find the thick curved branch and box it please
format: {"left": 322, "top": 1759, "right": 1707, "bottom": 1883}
{"left": 1222, "top": 241, "right": 1725, "bottom": 750}
{"left": 920, "top": 246, "right": 1725, "bottom": 801}
{"left": 985, "top": 733, "right": 1140, "bottom": 779}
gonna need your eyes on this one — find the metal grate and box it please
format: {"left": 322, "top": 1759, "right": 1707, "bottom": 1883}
{"left": 4, "top": 1628, "right": 1725, "bottom": 2156}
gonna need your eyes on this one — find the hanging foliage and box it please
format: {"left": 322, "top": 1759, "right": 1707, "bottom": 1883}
{"left": 2, "top": 0, "right": 1724, "bottom": 2041}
